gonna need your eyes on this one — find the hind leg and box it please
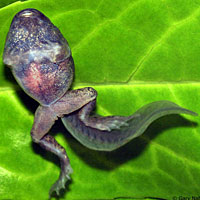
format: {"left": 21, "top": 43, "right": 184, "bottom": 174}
{"left": 77, "top": 99, "right": 132, "bottom": 131}
{"left": 30, "top": 87, "right": 97, "bottom": 197}
{"left": 31, "top": 105, "right": 72, "bottom": 197}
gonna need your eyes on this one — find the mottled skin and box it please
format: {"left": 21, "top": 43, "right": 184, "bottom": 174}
{"left": 3, "top": 9, "right": 197, "bottom": 198}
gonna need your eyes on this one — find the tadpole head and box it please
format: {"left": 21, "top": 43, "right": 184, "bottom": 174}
{"left": 3, "top": 9, "right": 74, "bottom": 106}
{"left": 3, "top": 8, "right": 71, "bottom": 67}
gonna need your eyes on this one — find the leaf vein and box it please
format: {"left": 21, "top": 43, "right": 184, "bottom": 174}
{"left": 126, "top": 6, "right": 200, "bottom": 82}
{"left": 51, "top": 8, "right": 97, "bottom": 21}
{"left": 141, "top": 135, "right": 200, "bottom": 167}
{"left": 156, "top": 168, "right": 191, "bottom": 192}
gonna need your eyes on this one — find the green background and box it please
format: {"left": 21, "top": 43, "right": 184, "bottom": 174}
{"left": 0, "top": 0, "right": 200, "bottom": 199}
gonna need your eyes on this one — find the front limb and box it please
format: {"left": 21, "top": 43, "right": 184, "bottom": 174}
{"left": 31, "top": 87, "right": 97, "bottom": 197}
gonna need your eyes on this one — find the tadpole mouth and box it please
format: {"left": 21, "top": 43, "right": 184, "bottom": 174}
{"left": 16, "top": 8, "right": 46, "bottom": 19}
{"left": 17, "top": 8, "right": 42, "bottom": 17}
{"left": 20, "top": 10, "right": 36, "bottom": 17}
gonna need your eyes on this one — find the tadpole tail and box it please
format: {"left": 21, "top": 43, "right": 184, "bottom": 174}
{"left": 61, "top": 101, "right": 197, "bottom": 151}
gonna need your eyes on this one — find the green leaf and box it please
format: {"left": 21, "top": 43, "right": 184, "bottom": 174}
{"left": 0, "top": 1, "right": 200, "bottom": 200}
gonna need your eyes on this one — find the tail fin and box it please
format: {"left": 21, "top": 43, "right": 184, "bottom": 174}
{"left": 61, "top": 101, "right": 197, "bottom": 151}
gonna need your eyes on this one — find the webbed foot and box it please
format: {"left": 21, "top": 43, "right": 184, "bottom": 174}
{"left": 49, "top": 164, "right": 73, "bottom": 197}
{"left": 93, "top": 114, "right": 141, "bottom": 131}
{"left": 91, "top": 116, "right": 129, "bottom": 131}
